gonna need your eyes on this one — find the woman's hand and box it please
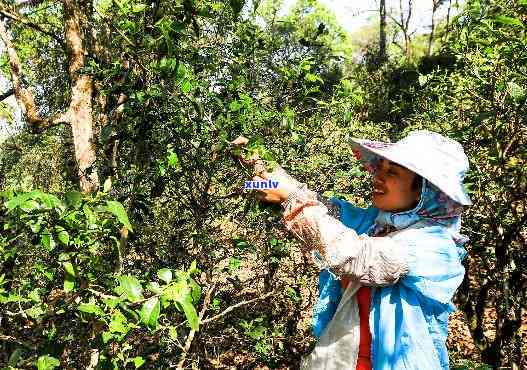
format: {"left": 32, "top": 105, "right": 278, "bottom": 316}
{"left": 240, "top": 152, "right": 298, "bottom": 204}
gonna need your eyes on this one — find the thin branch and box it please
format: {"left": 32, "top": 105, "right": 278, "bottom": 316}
{"left": 0, "top": 4, "right": 64, "bottom": 47}
{"left": 176, "top": 283, "right": 216, "bottom": 369}
{"left": 86, "top": 288, "right": 118, "bottom": 300}
{"left": 86, "top": 288, "right": 162, "bottom": 306}
{"left": 387, "top": 14, "right": 404, "bottom": 30}
{"left": 0, "top": 88, "right": 13, "bottom": 101}
{"left": 93, "top": 7, "right": 136, "bottom": 48}
{"left": 201, "top": 291, "right": 277, "bottom": 324}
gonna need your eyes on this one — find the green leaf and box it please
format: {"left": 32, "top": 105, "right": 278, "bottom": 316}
{"left": 103, "top": 177, "right": 112, "bottom": 192}
{"left": 65, "top": 191, "right": 82, "bottom": 208}
{"left": 158, "top": 163, "right": 166, "bottom": 176}
{"left": 228, "top": 258, "right": 241, "bottom": 273}
{"left": 176, "top": 63, "right": 187, "bottom": 79}
{"left": 493, "top": 15, "right": 525, "bottom": 28}
{"left": 157, "top": 268, "right": 173, "bottom": 283}
{"left": 180, "top": 79, "right": 192, "bottom": 93}
{"left": 41, "top": 194, "right": 63, "bottom": 210}
{"left": 139, "top": 297, "right": 160, "bottom": 329}
{"left": 56, "top": 228, "right": 70, "bottom": 246}
{"left": 29, "top": 220, "right": 42, "bottom": 233}
{"left": 37, "top": 355, "right": 60, "bottom": 370}
{"left": 133, "top": 356, "right": 146, "bottom": 368}
{"left": 168, "top": 326, "right": 178, "bottom": 339}
{"left": 103, "top": 296, "right": 122, "bottom": 308}
{"left": 108, "top": 311, "right": 129, "bottom": 334}
{"left": 22, "top": 200, "right": 39, "bottom": 212}
{"left": 106, "top": 200, "right": 133, "bottom": 231}
{"left": 28, "top": 289, "right": 41, "bottom": 303}
{"left": 40, "top": 229, "right": 56, "bottom": 252}
{"left": 132, "top": 3, "right": 147, "bottom": 12}
{"left": 229, "top": 100, "right": 242, "bottom": 112}
{"left": 83, "top": 204, "right": 97, "bottom": 227}
{"left": 286, "top": 287, "right": 301, "bottom": 303}
{"left": 101, "top": 331, "right": 113, "bottom": 343}
{"left": 26, "top": 305, "right": 45, "bottom": 319}
{"left": 63, "top": 261, "right": 75, "bottom": 277}
{"left": 161, "top": 282, "right": 186, "bottom": 302}
{"left": 189, "top": 279, "right": 201, "bottom": 304}
{"left": 96, "top": 0, "right": 113, "bottom": 13}
{"left": 78, "top": 297, "right": 104, "bottom": 316}
{"left": 211, "top": 297, "right": 221, "bottom": 311}
{"left": 177, "top": 294, "right": 199, "bottom": 330}
{"left": 6, "top": 193, "right": 39, "bottom": 212}
{"left": 78, "top": 303, "right": 96, "bottom": 313}
{"left": 167, "top": 151, "right": 179, "bottom": 169}
{"left": 64, "top": 276, "right": 75, "bottom": 293}
{"left": 78, "top": 303, "right": 104, "bottom": 316}
{"left": 147, "top": 281, "right": 163, "bottom": 294}
{"left": 114, "top": 275, "right": 144, "bottom": 302}
{"left": 188, "top": 260, "right": 200, "bottom": 275}
{"left": 304, "top": 72, "right": 323, "bottom": 84}
{"left": 5, "top": 193, "right": 27, "bottom": 210}
{"left": 234, "top": 238, "right": 248, "bottom": 250}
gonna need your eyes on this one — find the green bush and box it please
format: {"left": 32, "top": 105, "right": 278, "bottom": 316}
{"left": 0, "top": 189, "right": 200, "bottom": 368}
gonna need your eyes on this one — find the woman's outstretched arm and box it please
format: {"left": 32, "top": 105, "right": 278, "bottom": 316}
{"left": 281, "top": 181, "right": 409, "bottom": 286}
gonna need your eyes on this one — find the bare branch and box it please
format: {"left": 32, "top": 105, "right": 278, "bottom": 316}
{"left": 387, "top": 14, "right": 404, "bottom": 30}
{"left": 201, "top": 291, "right": 278, "bottom": 324}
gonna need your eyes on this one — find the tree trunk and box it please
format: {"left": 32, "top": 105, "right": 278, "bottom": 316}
{"left": 63, "top": 0, "right": 99, "bottom": 192}
{"left": 379, "top": 0, "right": 387, "bottom": 62}
{"left": 427, "top": 0, "right": 437, "bottom": 56}
{"left": 442, "top": 0, "right": 452, "bottom": 43}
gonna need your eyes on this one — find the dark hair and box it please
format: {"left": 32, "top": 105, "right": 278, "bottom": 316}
{"left": 412, "top": 173, "right": 423, "bottom": 191}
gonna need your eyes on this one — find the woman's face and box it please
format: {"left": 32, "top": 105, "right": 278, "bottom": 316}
{"left": 372, "top": 159, "right": 421, "bottom": 212}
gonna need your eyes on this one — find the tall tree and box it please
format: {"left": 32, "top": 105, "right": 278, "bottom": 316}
{"left": 0, "top": 1, "right": 98, "bottom": 192}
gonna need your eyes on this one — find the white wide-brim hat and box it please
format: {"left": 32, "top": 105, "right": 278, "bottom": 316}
{"left": 350, "top": 130, "right": 472, "bottom": 206}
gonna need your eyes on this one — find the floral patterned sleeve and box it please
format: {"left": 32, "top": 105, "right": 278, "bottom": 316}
{"left": 278, "top": 167, "right": 409, "bottom": 286}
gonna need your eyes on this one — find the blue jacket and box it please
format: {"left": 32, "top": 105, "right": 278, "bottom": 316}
{"left": 313, "top": 192, "right": 467, "bottom": 370}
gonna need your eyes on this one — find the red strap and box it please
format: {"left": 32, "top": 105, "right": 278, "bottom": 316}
{"left": 336, "top": 283, "right": 373, "bottom": 370}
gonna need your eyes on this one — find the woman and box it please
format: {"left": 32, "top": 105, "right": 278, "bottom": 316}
{"left": 242, "top": 130, "right": 471, "bottom": 370}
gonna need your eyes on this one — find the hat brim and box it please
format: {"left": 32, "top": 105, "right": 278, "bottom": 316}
{"left": 350, "top": 137, "right": 472, "bottom": 206}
